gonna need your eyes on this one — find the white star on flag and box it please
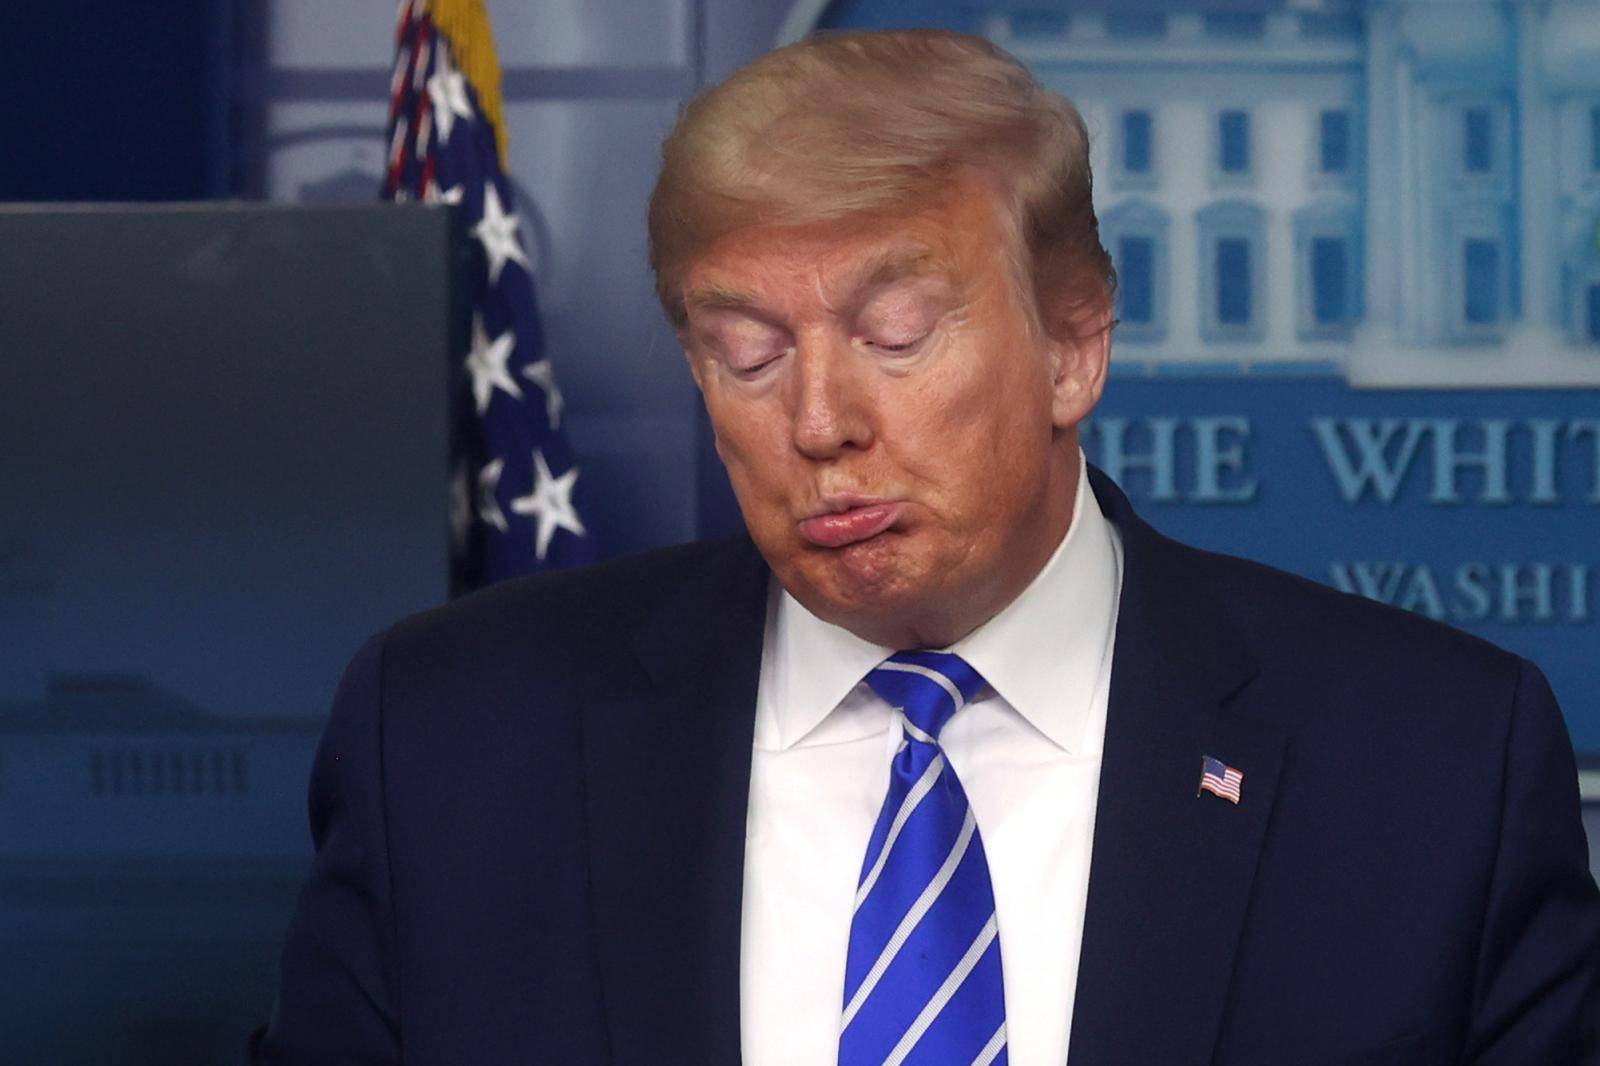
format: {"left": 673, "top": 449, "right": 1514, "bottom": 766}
{"left": 465, "top": 313, "right": 523, "bottom": 414}
{"left": 427, "top": 44, "right": 474, "bottom": 146}
{"left": 476, "top": 457, "right": 510, "bottom": 533}
{"left": 424, "top": 181, "right": 463, "bottom": 205}
{"left": 511, "top": 450, "right": 586, "bottom": 561}
{"left": 521, "top": 360, "right": 564, "bottom": 429}
{"left": 387, "top": 3, "right": 598, "bottom": 587}
{"left": 472, "top": 181, "right": 530, "bottom": 284}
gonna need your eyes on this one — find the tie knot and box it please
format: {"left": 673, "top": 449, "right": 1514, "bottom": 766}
{"left": 863, "top": 651, "right": 986, "bottom": 742}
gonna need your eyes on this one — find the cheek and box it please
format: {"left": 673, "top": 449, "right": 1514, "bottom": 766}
{"left": 705, "top": 394, "right": 794, "bottom": 501}
{"left": 888, "top": 365, "right": 1052, "bottom": 514}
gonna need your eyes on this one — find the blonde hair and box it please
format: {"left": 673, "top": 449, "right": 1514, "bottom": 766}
{"left": 647, "top": 29, "right": 1115, "bottom": 337}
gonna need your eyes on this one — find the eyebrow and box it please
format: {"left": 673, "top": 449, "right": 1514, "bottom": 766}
{"left": 852, "top": 249, "right": 947, "bottom": 296}
{"left": 681, "top": 246, "right": 953, "bottom": 318}
{"left": 682, "top": 284, "right": 765, "bottom": 315}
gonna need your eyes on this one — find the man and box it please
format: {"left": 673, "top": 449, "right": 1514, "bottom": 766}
{"left": 257, "top": 30, "right": 1599, "bottom": 1065}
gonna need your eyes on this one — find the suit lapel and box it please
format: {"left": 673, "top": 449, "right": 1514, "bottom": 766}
{"left": 1068, "top": 470, "right": 1286, "bottom": 1065}
{"left": 580, "top": 537, "right": 769, "bottom": 1066}
{"left": 577, "top": 474, "right": 1283, "bottom": 1063}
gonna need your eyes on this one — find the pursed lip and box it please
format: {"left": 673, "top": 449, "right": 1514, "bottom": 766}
{"left": 796, "top": 498, "right": 904, "bottom": 548}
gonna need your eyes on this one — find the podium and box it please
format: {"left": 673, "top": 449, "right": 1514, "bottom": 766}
{"left": 0, "top": 202, "right": 462, "bottom": 1066}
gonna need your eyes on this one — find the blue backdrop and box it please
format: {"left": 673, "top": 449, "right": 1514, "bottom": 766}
{"left": 1086, "top": 375, "right": 1600, "bottom": 754}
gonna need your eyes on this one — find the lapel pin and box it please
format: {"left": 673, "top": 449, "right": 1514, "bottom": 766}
{"left": 1198, "top": 755, "right": 1243, "bottom": 804}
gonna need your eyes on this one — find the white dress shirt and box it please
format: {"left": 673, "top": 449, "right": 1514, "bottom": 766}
{"left": 740, "top": 453, "right": 1124, "bottom": 1065}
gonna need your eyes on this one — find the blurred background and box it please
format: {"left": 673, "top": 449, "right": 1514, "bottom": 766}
{"left": 2, "top": 1, "right": 1597, "bottom": 1062}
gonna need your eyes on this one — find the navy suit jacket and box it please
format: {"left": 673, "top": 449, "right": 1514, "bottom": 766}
{"left": 257, "top": 469, "right": 1600, "bottom": 1065}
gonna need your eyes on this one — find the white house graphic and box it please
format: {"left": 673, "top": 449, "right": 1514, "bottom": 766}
{"left": 984, "top": 0, "right": 1600, "bottom": 387}
{"left": 0, "top": 549, "right": 322, "bottom": 1063}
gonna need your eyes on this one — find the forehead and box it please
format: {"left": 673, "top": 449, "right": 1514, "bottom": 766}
{"left": 679, "top": 185, "right": 1008, "bottom": 315}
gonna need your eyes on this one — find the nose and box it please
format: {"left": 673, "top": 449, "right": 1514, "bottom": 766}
{"left": 788, "top": 332, "right": 874, "bottom": 460}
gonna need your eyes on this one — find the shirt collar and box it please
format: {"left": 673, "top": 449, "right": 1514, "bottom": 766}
{"left": 949, "top": 450, "right": 1120, "bottom": 753}
{"left": 757, "top": 451, "right": 1121, "bottom": 755}
{"left": 755, "top": 574, "right": 892, "bottom": 753}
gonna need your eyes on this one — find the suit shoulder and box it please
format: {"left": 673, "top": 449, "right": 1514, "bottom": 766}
{"left": 1175, "top": 538, "right": 1523, "bottom": 697}
{"left": 381, "top": 535, "right": 756, "bottom": 665}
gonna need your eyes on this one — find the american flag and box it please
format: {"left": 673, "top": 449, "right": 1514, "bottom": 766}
{"left": 383, "top": 0, "right": 597, "bottom": 594}
{"left": 1198, "top": 755, "right": 1244, "bottom": 804}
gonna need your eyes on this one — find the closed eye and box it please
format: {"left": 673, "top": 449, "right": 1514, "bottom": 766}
{"left": 863, "top": 332, "right": 930, "bottom": 354}
{"left": 729, "top": 347, "right": 791, "bottom": 378}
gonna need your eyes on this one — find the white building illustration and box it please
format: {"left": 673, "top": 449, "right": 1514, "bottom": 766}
{"left": 986, "top": 0, "right": 1600, "bottom": 386}
{"left": 0, "top": 553, "right": 321, "bottom": 1065}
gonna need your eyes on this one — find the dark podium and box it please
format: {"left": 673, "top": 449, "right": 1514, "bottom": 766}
{"left": 0, "top": 203, "right": 461, "bottom": 1065}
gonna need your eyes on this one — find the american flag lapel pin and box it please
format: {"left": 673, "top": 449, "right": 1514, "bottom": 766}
{"left": 1198, "top": 755, "right": 1244, "bottom": 804}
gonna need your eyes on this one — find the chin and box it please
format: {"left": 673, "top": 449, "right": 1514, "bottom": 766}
{"left": 791, "top": 534, "right": 937, "bottom": 621}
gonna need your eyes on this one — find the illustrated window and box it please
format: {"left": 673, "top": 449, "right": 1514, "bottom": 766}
{"left": 1463, "top": 238, "right": 1500, "bottom": 326}
{"left": 1197, "top": 201, "right": 1266, "bottom": 342}
{"left": 1590, "top": 105, "right": 1600, "bottom": 174}
{"left": 1463, "top": 107, "right": 1493, "bottom": 174}
{"left": 1218, "top": 110, "right": 1251, "bottom": 178}
{"left": 1319, "top": 110, "right": 1351, "bottom": 175}
{"left": 1100, "top": 199, "right": 1169, "bottom": 343}
{"left": 1122, "top": 110, "right": 1153, "bottom": 177}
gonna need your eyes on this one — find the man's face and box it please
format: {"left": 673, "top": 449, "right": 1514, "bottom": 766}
{"left": 678, "top": 180, "right": 1107, "bottom": 648}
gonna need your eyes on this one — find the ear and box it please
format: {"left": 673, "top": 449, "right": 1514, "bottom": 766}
{"left": 1048, "top": 301, "right": 1112, "bottom": 430}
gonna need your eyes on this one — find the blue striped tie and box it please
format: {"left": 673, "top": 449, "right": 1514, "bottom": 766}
{"left": 838, "top": 651, "right": 1007, "bottom": 1066}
